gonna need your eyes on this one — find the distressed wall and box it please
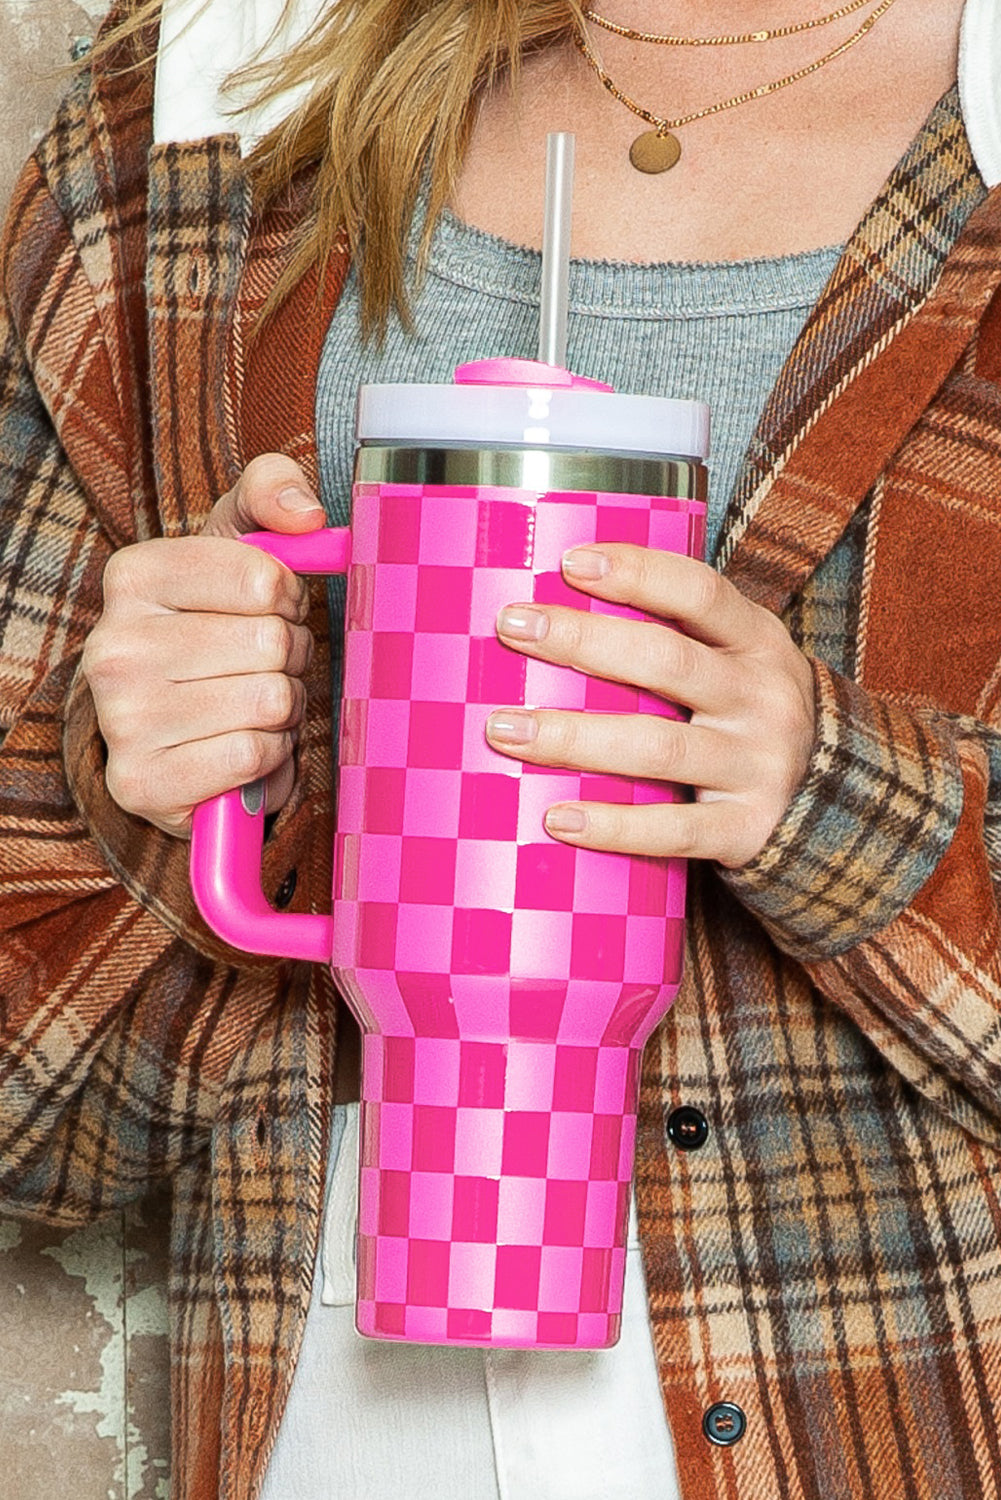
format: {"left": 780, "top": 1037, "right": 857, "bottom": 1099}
{"left": 0, "top": 1, "right": 105, "bottom": 197}
{"left": 1, "top": 4, "right": 172, "bottom": 1497}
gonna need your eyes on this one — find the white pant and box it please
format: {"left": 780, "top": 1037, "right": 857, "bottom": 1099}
{"left": 261, "top": 1104, "right": 680, "bottom": 1500}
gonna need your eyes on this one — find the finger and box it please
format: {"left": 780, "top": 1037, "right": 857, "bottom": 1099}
{"left": 484, "top": 706, "right": 744, "bottom": 790}
{"left": 107, "top": 730, "right": 298, "bottom": 836}
{"left": 137, "top": 610, "right": 314, "bottom": 683}
{"left": 561, "top": 544, "right": 768, "bottom": 650}
{"left": 496, "top": 603, "right": 738, "bottom": 717}
{"left": 203, "top": 453, "right": 326, "bottom": 539}
{"left": 541, "top": 796, "right": 758, "bottom": 867}
{"left": 101, "top": 536, "right": 310, "bottom": 623}
{"left": 262, "top": 756, "right": 298, "bottom": 819}
{"left": 101, "top": 671, "right": 307, "bottom": 757}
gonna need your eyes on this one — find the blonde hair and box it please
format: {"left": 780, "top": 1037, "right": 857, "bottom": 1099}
{"left": 94, "top": 1, "right": 582, "bottom": 334}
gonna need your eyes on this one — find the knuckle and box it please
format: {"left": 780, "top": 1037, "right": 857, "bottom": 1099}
{"left": 759, "top": 603, "right": 794, "bottom": 647}
{"left": 557, "top": 609, "right": 588, "bottom": 657}
{"left": 688, "top": 562, "right": 724, "bottom": 617}
{"left": 635, "top": 541, "right": 685, "bottom": 602}
{"left": 606, "top": 541, "right": 642, "bottom": 585}
{"left": 96, "top": 697, "right": 138, "bottom": 753}
{"left": 239, "top": 554, "right": 287, "bottom": 614}
{"left": 263, "top": 760, "right": 296, "bottom": 818}
{"left": 670, "top": 802, "right": 703, "bottom": 859}
{"left": 768, "top": 683, "right": 803, "bottom": 736}
{"left": 105, "top": 756, "right": 149, "bottom": 817}
{"left": 226, "top": 730, "right": 284, "bottom": 784}
{"left": 100, "top": 545, "right": 140, "bottom": 603}
{"left": 254, "top": 673, "right": 297, "bottom": 729}
{"left": 760, "top": 673, "right": 812, "bottom": 751}
{"left": 101, "top": 539, "right": 169, "bottom": 609}
{"left": 632, "top": 544, "right": 662, "bottom": 592}
{"left": 294, "top": 624, "right": 315, "bottom": 672}
{"left": 592, "top": 801, "right": 627, "bottom": 846}
{"left": 718, "top": 806, "right": 769, "bottom": 870}
{"left": 82, "top": 630, "right": 133, "bottom": 697}
{"left": 651, "top": 622, "right": 698, "bottom": 683}
{"left": 647, "top": 716, "right": 686, "bottom": 777}
{"left": 80, "top": 628, "right": 111, "bottom": 686}
{"left": 544, "top": 711, "right": 583, "bottom": 764}
{"left": 254, "top": 614, "right": 295, "bottom": 669}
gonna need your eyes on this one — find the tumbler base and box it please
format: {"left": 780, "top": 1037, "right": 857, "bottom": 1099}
{"left": 356, "top": 1301, "right": 622, "bottom": 1350}
{"left": 353, "top": 1033, "right": 645, "bottom": 1348}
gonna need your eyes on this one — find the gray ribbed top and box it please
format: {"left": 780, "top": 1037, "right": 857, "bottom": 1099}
{"left": 315, "top": 208, "right": 842, "bottom": 561}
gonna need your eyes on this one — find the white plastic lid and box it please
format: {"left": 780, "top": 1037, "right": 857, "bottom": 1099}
{"left": 356, "top": 360, "right": 710, "bottom": 462}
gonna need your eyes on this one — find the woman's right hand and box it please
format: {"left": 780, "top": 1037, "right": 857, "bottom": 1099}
{"left": 81, "top": 455, "right": 325, "bottom": 837}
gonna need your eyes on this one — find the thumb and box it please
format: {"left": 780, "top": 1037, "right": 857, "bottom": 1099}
{"left": 202, "top": 453, "right": 326, "bottom": 539}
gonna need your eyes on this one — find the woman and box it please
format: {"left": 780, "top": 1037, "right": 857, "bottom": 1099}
{"left": 2, "top": 1, "right": 1000, "bottom": 1496}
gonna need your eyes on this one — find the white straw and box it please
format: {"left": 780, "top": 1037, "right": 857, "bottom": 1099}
{"left": 538, "top": 132, "right": 576, "bottom": 368}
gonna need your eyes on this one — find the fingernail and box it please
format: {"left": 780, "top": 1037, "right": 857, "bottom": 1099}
{"left": 486, "top": 710, "right": 538, "bottom": 745}
{"left": 563, "top": 548, "right": 610, "bottom": 580}
{"left": 497, "top": 606, "right": 549, "bottom": 642}
{"left": 277, "top": 484, "right": 323, "bottom": 514}
{"left": 545, "top": 805, "right": 588, "bottom": 834}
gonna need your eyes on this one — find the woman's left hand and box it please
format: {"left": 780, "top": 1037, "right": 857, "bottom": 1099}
{"left": 485, "top": 544, "right": 817, "bottom": 870}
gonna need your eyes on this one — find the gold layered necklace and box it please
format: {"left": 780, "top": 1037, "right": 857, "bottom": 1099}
{"left": 572, "top": 0, "right": 901, "bottom": 174}
{"left": 583, "top": 0, "right": 878, "bottom": 47}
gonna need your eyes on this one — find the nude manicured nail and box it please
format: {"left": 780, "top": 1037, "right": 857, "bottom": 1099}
{"left": 545, "top": 805, "right": 588, "bottom": 834}
{"left": 487, "top": 711, "right": 538, "bottom": 745}
{"left": 497, "top": 606, "right": 549, "bottom": 642}
{"left": 277, "top": 484, "right": 323, "bottom": 513}
{"left": 563, "top": 548, "right": 610, "bottom": 579}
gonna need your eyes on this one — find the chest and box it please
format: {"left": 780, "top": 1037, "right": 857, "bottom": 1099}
{"left": 452, "top": 1, "right": 964, "bottom": 263}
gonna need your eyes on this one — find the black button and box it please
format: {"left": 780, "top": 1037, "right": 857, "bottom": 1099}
{"left": 274, "top": 868, "right": 298, "bottom": 909}
{"left": 666, "top": 1105, "right": 709, "bottom": 1151}
{"left": 703, "top": 1402, "right": 746, "bottom": 1447}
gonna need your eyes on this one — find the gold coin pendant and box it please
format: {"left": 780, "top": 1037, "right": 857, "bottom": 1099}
{"left": 629, "top": 131, "right": 682, "bottom": 174}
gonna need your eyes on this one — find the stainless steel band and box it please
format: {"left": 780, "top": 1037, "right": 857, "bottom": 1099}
{"left": 354, "top": 445, "right": 707, "bottom": 501}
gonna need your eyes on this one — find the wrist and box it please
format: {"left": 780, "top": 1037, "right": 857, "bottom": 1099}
{"left": 718, "top": 660, "right": 965, "bottom": 959}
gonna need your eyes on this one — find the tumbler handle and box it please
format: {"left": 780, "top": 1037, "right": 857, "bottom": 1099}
{"left": 189, "top": 527, "right": 350, "bottom": 962}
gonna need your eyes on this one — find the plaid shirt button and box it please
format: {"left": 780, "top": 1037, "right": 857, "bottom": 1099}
{"left": 666, "top": 1106, "right": 709, "bottom": 1151}
{"left": 703, "top": 1403, "right": 747, "bottom": 1446}
{"left": 274, "top": 869, "right": 298, "bottom": 909}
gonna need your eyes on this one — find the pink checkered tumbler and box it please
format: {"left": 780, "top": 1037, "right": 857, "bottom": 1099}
{"left": 190, "top": 357, "right": 708, "bottom": 1349}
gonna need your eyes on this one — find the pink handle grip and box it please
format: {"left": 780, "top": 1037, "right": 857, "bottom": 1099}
{"left": 189, "top": 526, "right": 350, "bottom": 962}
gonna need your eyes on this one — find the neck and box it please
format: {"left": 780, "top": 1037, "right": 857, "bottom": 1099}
{"left": 583, "top": 1, "right": 869, "bottom": 21}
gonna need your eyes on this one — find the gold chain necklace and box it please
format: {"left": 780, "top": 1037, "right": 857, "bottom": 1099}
{"left": 582, "top": 0, "right": 876, "bottom": 48}
{"left": 573, "top": 0, "right": 900, "bottom": 174}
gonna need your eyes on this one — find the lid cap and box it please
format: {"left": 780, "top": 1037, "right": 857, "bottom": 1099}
{"left": 356, "top": 359, "right": 710, "bottom": 461}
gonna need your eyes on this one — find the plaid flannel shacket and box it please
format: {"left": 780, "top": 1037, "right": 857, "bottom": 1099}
{"left": 3, "top": 21, "right": 1001, "bottom": 1500}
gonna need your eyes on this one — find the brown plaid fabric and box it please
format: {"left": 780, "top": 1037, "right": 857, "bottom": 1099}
{"left": 2, "top": 15, "right": 1001, "bottom": 1500}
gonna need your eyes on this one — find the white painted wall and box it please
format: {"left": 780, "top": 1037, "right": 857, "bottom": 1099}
{"left": 0, "top": 6, "right": 172, "bottom": 1497}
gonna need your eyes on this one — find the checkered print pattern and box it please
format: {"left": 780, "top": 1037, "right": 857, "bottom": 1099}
{"left": 332, "top": 481, "right": 705, "bottom": 1346}
{"left": 352, "top": 1031, "right": 641, "bottom": 1348}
